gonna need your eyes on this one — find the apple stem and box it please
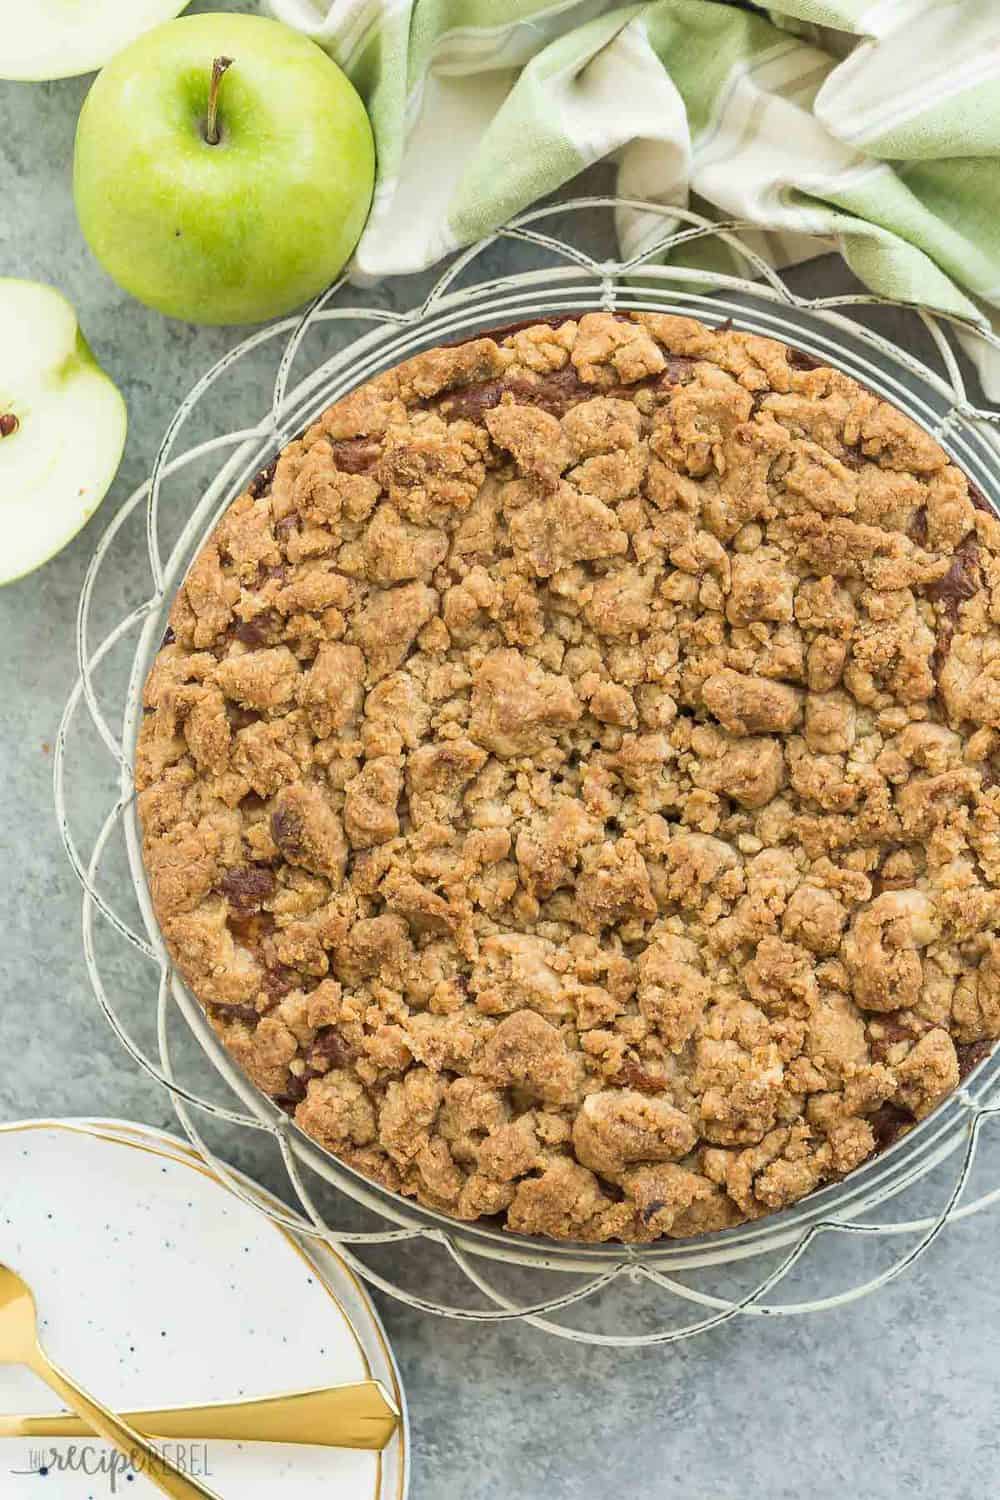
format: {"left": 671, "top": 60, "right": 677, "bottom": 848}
{"left": 205, "top": 56, "right": 234, "bottom": 146}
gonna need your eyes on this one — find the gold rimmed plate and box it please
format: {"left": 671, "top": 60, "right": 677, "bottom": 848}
{"left": 0, "top": 1119, "right": 408, "bottom": 1498}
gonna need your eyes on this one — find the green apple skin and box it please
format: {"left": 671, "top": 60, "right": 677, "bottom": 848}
{"left": 73, "top": 14, "right": 375, "bottom": 326}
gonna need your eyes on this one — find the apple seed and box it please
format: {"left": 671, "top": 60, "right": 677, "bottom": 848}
{"left": 0, "top": 413, "right": 19, "bottom": 438}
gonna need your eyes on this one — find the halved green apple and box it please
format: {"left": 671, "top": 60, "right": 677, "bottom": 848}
{"left": 0, "top": 1, "right": 191, "bottom": 82}
{"left": 0, "top": 280, "right": 127, "bottom": 586}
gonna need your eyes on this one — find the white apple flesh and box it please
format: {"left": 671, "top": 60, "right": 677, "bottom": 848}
{"left": 0, "top": 280, "right": 127, "bottom": 587}
{"left": 0, "top": 0, "right": 191, "bottom": 82}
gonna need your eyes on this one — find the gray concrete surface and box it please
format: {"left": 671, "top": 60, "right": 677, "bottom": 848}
{"left": 3, "top": 4, "right": 1000, "bottom": 1497}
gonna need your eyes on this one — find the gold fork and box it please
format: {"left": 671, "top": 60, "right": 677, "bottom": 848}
{"left": 0, "top": 1263, "right": 220, "bottom": 1499}
{"left": 0, "top": 1379, "right": 400, "bottom": 1449}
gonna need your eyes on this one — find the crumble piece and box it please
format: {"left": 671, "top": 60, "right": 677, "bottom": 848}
{"left": 469, "top": 648, "right": 581, "bottom": 756}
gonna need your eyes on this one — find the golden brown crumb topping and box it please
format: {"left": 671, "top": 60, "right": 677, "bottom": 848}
{"left": 137, "top": 312, "right": 1000, "bottom": 1243}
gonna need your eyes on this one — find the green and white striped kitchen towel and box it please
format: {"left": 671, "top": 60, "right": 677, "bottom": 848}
{"left": 266, "top": 0, "right": 1000, "bottom": 395}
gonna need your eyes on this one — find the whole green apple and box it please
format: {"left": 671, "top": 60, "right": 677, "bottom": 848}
{"left": 73, "top": 13, "right": 375, "bottom": 325}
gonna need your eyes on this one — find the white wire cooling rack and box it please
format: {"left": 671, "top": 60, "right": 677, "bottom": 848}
{"left": 55, "top": 198, "right": 1000, "bottom": 1345}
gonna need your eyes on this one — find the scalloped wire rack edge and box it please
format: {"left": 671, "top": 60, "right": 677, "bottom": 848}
{"left": 53, "top": 199, "right": 1000, "bottom": 1345}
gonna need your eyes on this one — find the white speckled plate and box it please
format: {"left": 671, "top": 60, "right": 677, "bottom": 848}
{"left": 0, "top": 1119, "right": 408, "bottom": 1499}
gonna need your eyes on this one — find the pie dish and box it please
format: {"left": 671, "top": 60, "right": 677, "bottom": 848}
{"left": 136, "top": 310, "right": 1000, "bottom": 1243}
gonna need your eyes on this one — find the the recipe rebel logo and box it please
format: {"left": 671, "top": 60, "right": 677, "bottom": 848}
{"left": 11, "top": 1441, "right": 213, "bottom": 1491}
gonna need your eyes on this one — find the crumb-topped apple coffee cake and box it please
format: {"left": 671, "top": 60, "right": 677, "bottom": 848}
{"left": 137, "top": 311, "right": 1000, "bottom": 1242}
